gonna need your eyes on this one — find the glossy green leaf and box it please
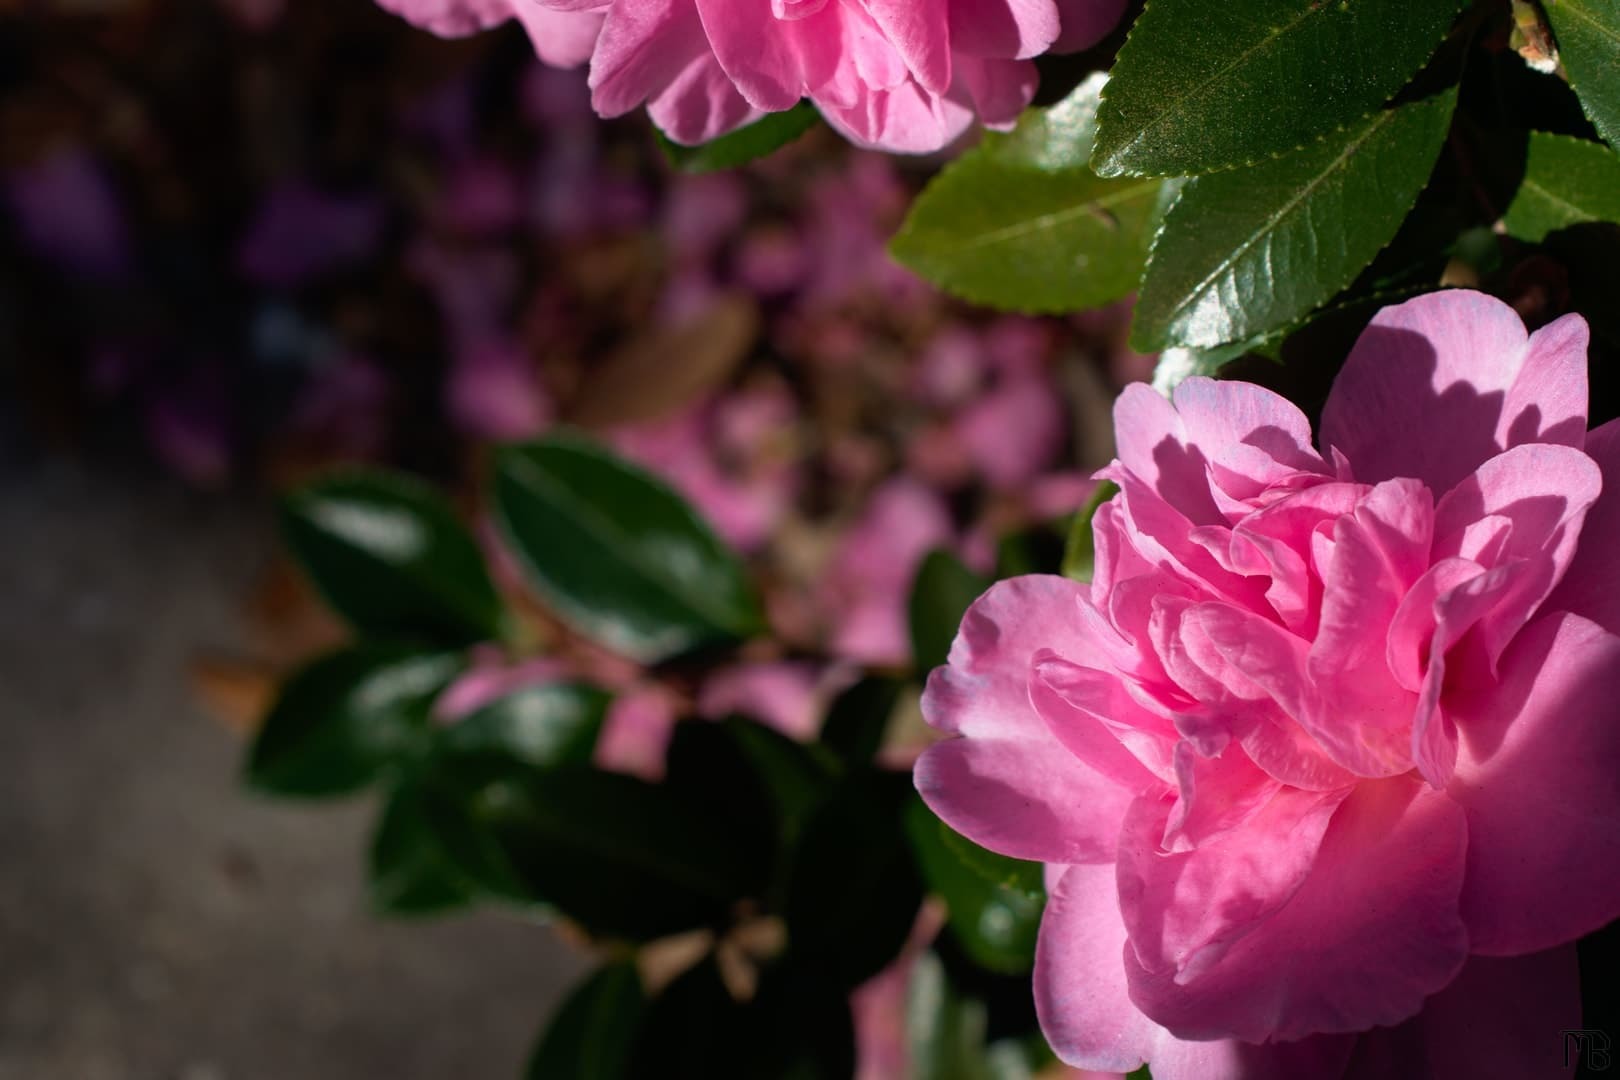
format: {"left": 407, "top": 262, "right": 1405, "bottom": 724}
{"left": 891, "top": 74, "right": 1181, "bottom": 314}
{"left": 437, "top": 683, "right": 609, "bottom": 769}
{"left": 281, "top": 471, "right": 502, "bottom": 645}
{"left": 493, "top": 436, "right": 764, "bottom": 663}
{"left": 786, "top": 771, "right": 924, "bottom": 989}
{"left": 658, "top": 103, "right": 820, "bottom": 173}
{"left": 369, "top": 780, "right": 474, "bottom": 916}
{"left": 527, "top": 963, "right": 645, "bottom": 1080}
{"left": 906, "top": 802, "right": 1044, "bottom": 975}
{"left": 1503, "top": 132, "right": 1620, "bottom": 242}
{"left": 1092, "top": 0, "right": 1464, "bottom": 177}
{"left": 1061, "top": 481, "right": 1119, "bottom": 584}
{"left": 1131, "top": 88, "right": 1457, "bottom": 351}
{"left": 819, "top": 676, "right": 905, "bottom": 767}
{"left": 247, "top": 646, "right": 462, "bottom": 798}
{"left": 1545, "top": 0, "right": 1620, "bottom": 148}
{"left": 909, "top": 549, "right": 991, "bottom": 675}
{"left": 427, "top": 759, "right": 756, "bottom": 939}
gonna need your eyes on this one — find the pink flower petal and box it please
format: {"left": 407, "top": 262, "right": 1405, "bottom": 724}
{"left": 916, "top": 576, "right": 1139, "bottom": 863}
{"left": 1320, "top": 290, "right": 1589, "bottom": 495}
{"left": 1125, "top": 775, "right": 1468, "bottom": 1043}
{"left": 1546, "top": 417, "right": 1620, "bottom": 635}
{"left": 1449, "top": 610, "right": 1620, "bottom": 955}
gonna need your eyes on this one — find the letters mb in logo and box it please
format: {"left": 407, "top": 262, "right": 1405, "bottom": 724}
{"left": 1562, "top": 1029, "right": 1613, "bottom": 1071}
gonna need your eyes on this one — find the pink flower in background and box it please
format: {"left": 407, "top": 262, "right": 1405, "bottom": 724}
{"left": 446, "top": 337, "right": 554, "bottom": 441}
{"left": 378, "top": 0, "right": 1128, "bottom": 151}
{"left": 4, "top": 146, "right": 130, "bottom": 280}
{"left": 822, "top": 478, "right": 955, "bottom": 666}
{"left": 237, "top": 183, "right": 386, "bottom": 287}
{"left": 916, "top": 291, "right": 1620, "bottom": 1077}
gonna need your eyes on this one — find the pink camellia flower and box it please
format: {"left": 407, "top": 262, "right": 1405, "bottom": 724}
{"left": 378, "top": 0, "right": 1127, "bottom": 151}
{"left": 915, "top": 290, "right": 1620, "bottom": 1077}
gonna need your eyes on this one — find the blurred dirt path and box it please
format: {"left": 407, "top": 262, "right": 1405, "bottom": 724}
{"left": 0, "top": 461, "right": 584, "bottom": 1080}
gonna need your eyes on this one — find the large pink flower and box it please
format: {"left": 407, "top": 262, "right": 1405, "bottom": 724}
{"left": 915, "top": 290, "right": 1619, "bottom": 1077}
{"left": 378, "top": 0, "right": 1128, "bottom": 151}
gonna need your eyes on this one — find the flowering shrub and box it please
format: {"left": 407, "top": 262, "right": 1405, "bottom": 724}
{"left": 11, "top": 0, "right": 1620, "bottom": 1076}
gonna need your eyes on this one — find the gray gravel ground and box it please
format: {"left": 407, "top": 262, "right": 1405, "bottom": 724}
{"left": 0, "top": 459, "right": 584, "bottom": 1080}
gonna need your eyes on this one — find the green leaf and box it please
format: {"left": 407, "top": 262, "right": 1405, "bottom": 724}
{"left": 426, "top": 759, "right": 757, "bottom": 940}
{"left": 786, "top": 771, "right": 924, "bottom": 989}
{"left": 437, "top": 683, "right": 610, "bottom": 769}
{"left": 1127, "top": 1067, "right": 1154, "bottom": 1080}
{"left": 819, "top": 676, "right": 905, "bottom": 768}
{"left": 1545, "top": 0, "right": 1620, "bottom": 148}
{"left": 1149, "top": 336, "right": 1278, "bottom": 394}
{"left": 909, "top": 549, "right": 991, "bottom": 675}
{"left": 891, "top": 74, "right": 1181, "bottom": 314}
{"left": 493, "top": 435, "right": 764, "bottom": 663}
{"left": 369, "top": 780, "right": 475, "bottom": 916}
{"left": 1503, "top": 132, "right": 1620, "bottom": 242}
{"left": 1131, "top": 88, "right": 1457, "bottom": 351}
{"left": 657, "top": 103, "right": 820, "bottom": 172}
{"left": 906, "top": 802, "right": 1044, "bottom": 975}
{"left": 1092, "top": 0, "right": 1464, "bottom": 177}
{"left": 1061, "top": 481, "right": 1119, "bottom": 584}
{"left": 247, "top": 646, "right": 463, "bottom": 798}
{"left": 280, "top": 471, "right": 502, "bottom": 646}
{"left": 527, "top": 963, "right": 645, "bottom": 1080}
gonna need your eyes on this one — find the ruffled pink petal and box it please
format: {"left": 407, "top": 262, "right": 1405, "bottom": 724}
{"left": 1432, "top": 443, "right": 1601, "bottom": 669}
{"left": 954, "top": 55, "right": 1039, "bottom": 129}
{"left": 1031, "top": 652, "right": 1174, "bottom": 791}
{"left": 1546, "top": 417, "right": 1620, "bottom": 635}
{"left": 1051, "top": 0, "right": 1130, "bottom": 52}
{"left": 647, "top": 50, "right": 766, "bottom": 143}
{"left": 863, "top": 0, "right": 953, "bottom": 92}
{"left": 1125, "top": 775, "right": 1469, "bottom": 1043}
{"left": 590, "top": 0, "right": 710, "bottom": 118}
{"left": 1344, "top": 947, "right": 1581, "bottom": 1078}
{"left": 512, "top": 5, "right": 605, "bottom": 68}
{"left": 915, "top": 576, "right": 1139, "bottom": 863}
{"left": 946, "top": 0, "right": 1060, "bottom": 59}
{"left": 1448, "top": 610, "right": 1620, "bottom": 955}
{"left": 1320, "top": 291, "right": 1589, "bottom": 496}
{"left": 816, "top": 76, "right": 976, "bottom": 152}
{"left": 693, "top": 0, "right": 809, "bottom": 110}
{"left": 1117, "top": 784, "right": 1350, "bottom": 985}
{"left": 1036, "top": 863, "right": 1356, "bottom": 1078}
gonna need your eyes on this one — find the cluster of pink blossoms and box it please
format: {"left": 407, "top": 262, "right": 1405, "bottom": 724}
{"left": 918, "top": 290, "right": 1620, "bottom": 1077}
{"left": 379, "top": 0, "right": 1127, "bottom": 150}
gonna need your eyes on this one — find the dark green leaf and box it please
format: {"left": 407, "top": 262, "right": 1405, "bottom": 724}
{"left": 658, "top": 103, "right": 820, "bottom": 173}
{"left": 722, "top": 718, "right": 840, "bottom": 836}
{"left": 280, "top": 471, "right": 502, "bottom": 645}
{"left": 786, "top": 771, "right": 923, "bottom": 989}
{"left": 738, "top": 961, "right": 857, "bottom": 1079}
{"left": 1545, "top": 0, "right": 1620, "bottom": 148}
{"left": 368, "top": 780, "right": 474, "bottom": 916}
{"left": 247, "top": 646, "right": 462, "bottom": 798}
{"left": 909, "top": 549, "right": 991, "bottom": 675}
{"left": 428, "top": 759, "right": 756, "bottom": 939}
{"left": 891, "top": 75, "right": 1181, "bottom": 314}
{"left": 1061, "top": 481, "right": 1119, "bottom": 584}
{"left": 1502, "top": 131, "right": 1620, "bottom": 242}
{"left": 493, "top": 436, "right": 764, "bottom": 663}
{"left": 1149, "top": 335, "right": 1280, "bottom": 393}
{"left": 819, "top": 676, "right": 905, "bottom": 768}
{"left": 1127, "top": 1067, "right": 1154, "bottom": 1080}
{"left": 1092, "top": 0, "right": 1464, "bottom": 177}
{"left": 437, "top": 683, "right": 610, "bottom": 769}
{"left": 906, "top": 802, "right": 1044, "bottom": 975}
{"left": 527, "top": 963, "right": 646, "bottom": 1080}
{"left": 629, "top": 957, "right": 740, "bottom": 1076}
{"left": 1131, "top": 88, "right": 1457, "bottom": 351}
